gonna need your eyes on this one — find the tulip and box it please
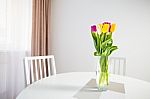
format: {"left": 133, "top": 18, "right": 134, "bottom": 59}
{"left": 110, "top": 24, "right": 116, "bottom": 32}
{"left": 102, "top": 24, "right": 110, "bottom": 33}
{"left": 91, "top": 25, "right": 97, "bottom": 33}
{"left": 97, "top": 24, "right": 103, "bottom": 34}
{"left": 99, "top": 24, "right": 103, "bottom": 30}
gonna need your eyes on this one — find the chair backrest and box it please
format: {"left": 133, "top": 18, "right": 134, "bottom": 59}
{"left": 109, "top": 57, "right": 126, "bottom": 76}
{"left": 24, "top": 55, "right": 56, "bottom": 85}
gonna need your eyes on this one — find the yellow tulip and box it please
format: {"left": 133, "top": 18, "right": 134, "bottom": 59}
{"left": 110, "top": 23, "right": 116, "bottom": 32}
{"left": 102, "top": 24, "right": 110, "bottom": 33}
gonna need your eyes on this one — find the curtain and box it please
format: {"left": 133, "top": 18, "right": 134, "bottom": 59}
{"left": 31, "top": 0, "right": 51, "bottom": 56}
{"left": 0, "top": 0, "right": 32, "bottom": 99}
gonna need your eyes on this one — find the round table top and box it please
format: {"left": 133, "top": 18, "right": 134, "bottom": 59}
{"left": 16, "top": 72, "right": 150, "bottom": 99}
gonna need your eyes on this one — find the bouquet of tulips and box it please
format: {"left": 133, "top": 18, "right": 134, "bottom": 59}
{"left": 91, "top": 22, "right": 118, "bottom": 89}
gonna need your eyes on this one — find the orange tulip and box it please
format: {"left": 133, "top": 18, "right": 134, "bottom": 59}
{"left": 110, "top": 24, "right": 116, "bottom": 32}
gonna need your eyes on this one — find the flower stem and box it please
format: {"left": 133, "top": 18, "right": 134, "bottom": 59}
{"left": 98, "top": 56, "right": 109, "bottom": 88}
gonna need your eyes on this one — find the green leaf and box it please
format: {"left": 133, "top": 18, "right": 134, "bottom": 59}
{"left": 106, "top": 33, "right": 112, "bottom": 40}
{"left": 109, "top": 46, "right": 118, "bottom": 55}
{"left": 91, "top": 32, "right": 118, "bottom": 57}
{"left": 100, "top": 33, "right": 105, "bottom": 43}
{"left": 94, "top": 52, "right": 100, "bottom": 56}
{"left": 99, "top": 34, "right": 102, "bottom": 55}
{"left": 91, "top": 33, "right": 98, "bottom": 51}
{"left": 101, "top": 39, "right": 112, "bottom": 50}
{"left": 105, "top": 46, "right": 118, "bottom": 56}
{"left": 91, "top": 33, "right": 96, "bottom": 41}
{"left": 96, "top": 33, "right": 100, "bottom": 53}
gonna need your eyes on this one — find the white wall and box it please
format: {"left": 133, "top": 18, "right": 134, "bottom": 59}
{"left": 51, "top": 0, "right": 150, "bottom": 82}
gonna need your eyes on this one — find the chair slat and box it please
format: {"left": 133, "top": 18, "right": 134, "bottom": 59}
{"left": 39, "top": 59, "right": 42, "bottom": 79}
{"left": 118, "top": 60, "right": 120, "bottom": 75}
{"left": 51, "top": 56, "right": 56, "bottom": 75}
{"left": 113, "top": 59, "right": 116, "bottom": 74}
{"left": 30, "top": 60, "right": 34, "bottom": 83}
{"left": 24, "top": 59, "right": 30, "bottom": 85}
{"left": 43, "top": 59, "right": 46, "bottom": 77}
{"left": 47, "top": 58, "right": 51, "bottom": 76}
{"left": 123, "top": 59, "right": 126, "bottom": 75}
{"left": 35, "top": 59, "right": 38, "bottom": 81}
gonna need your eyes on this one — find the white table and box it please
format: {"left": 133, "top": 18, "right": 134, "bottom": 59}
{"left": 16, "top": 72, "right": 150, "bottom": 99}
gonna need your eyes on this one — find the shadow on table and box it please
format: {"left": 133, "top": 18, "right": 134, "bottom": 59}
{"left": 73, "top": 79, "right": 125, "bottom": 99}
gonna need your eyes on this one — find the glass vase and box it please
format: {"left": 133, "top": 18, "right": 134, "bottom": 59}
{"left": 96, "top": 56, "right": 109, "bottom": 91}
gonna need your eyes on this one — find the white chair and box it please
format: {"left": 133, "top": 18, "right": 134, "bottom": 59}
{"left": 24, "top": 55, "right": 56, "bottom": 85}
{"left": 109, "top": 57, "right": 126, "bottom": 76}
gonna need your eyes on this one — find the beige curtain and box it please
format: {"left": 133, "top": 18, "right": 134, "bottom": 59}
{"left": 31, "top": 0, "right": 51, "bottom": 56}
